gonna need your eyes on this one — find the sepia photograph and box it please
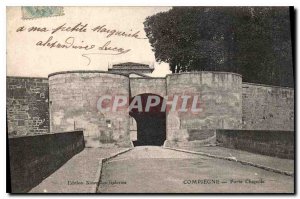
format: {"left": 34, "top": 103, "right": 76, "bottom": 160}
{"left": 6, "top": 5, "right": 295, "bottom": 194}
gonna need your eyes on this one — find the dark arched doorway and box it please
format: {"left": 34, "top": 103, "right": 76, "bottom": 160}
{"left": 129, "top": 93, "right": 166, "bottom": 146}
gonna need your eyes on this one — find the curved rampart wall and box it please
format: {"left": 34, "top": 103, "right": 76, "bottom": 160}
{"left": 165, "top": 72, "right": 242, "bottom": 146}
{"left": 49, "top": 71, "right": 131, "bottom": 147}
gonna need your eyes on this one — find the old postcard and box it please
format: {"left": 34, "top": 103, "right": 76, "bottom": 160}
{"left": 6, "top": 6, "right": 295, "bottom": 193}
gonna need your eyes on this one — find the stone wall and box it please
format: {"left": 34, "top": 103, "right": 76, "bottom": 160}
{"left": 165, "top": 72, "right": 242, "bottom": 146}
{"left": 7, "top": 77, "right": 49, "bottom": 137}
{"left": 242, "top": 83, "right": 294, "bottom": 131}
{"left": 8, "top": 131, "right": 85, "bottom": 193}
{"left": 48, "top": 71, "right": 131, "bottom": 148}
{"left": 129, "top": 77, "right": 166, "bottom": 97}
{"left": 7, "top": 71, "right": 294, "bottom": 148}
{"left": 216, "top": 129, "right": 294, "bottom": 159}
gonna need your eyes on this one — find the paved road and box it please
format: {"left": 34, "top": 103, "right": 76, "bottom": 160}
{"left": 30, "top": 148, "right": 129, "bottom": 193}
{"left": 98, "top": 146, "right": 294, "bottom": 193}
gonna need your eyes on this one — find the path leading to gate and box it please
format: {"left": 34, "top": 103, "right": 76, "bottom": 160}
{"left": 29, "top": 148, "right": 129, "bottom": 193}
{"left": 98, "top": 146, "right": 294, "bottom": 193}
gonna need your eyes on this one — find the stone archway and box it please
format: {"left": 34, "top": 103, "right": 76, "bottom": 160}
{"left": 129, "top": 93, "right": 166, "bottom": 146}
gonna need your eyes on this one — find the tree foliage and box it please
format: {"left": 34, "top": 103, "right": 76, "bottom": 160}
{"left": 144, "top": 7, "right": 294, "bottom": 87}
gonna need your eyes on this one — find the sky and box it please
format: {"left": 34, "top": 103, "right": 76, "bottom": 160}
{"left": 7, "top": 6, "right": 172, "bottom": 77}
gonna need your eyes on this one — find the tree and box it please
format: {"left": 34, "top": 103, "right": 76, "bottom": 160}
{"left": 144, "top": 7, "right": 294, "bottom": 87}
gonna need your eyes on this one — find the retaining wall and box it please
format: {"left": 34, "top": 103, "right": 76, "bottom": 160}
{"left": 8, "top": 131, "right": 85, "bottom": 193}
{"left": 216, "top": 129, "right": 294, "bottom": 159}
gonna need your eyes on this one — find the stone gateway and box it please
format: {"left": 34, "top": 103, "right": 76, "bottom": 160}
{"left": 7, "top": 62, "right": 294, "bottom": 148}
